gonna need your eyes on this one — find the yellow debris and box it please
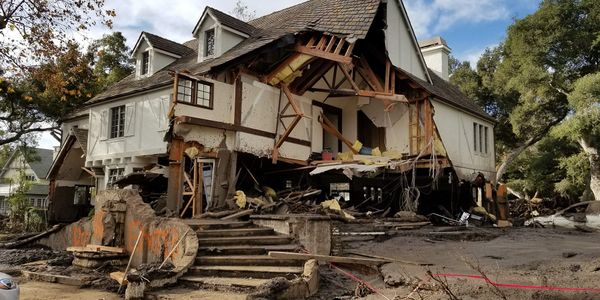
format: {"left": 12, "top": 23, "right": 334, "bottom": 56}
{"left": 371, "top": 147, "right": 382, "bottom": 157}
{"left": 321, "top": 199, "right": 341, "bottom": 211}
{"left": 184, "top": 147, "right": 199, "bottom": 159}
{"left": 352, "top": 140, "right": 363, "bottom": 153}
{"left": 382, "top": 150, "right": 402, "bottom": 160}
{"left": 234, "top": 191, "right": 247, "bottom": 209}
{"left": 336, "top": 151, "right": 354, "bottom": 162}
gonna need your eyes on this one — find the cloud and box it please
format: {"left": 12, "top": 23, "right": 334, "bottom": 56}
{"left": 455, "top": 43, "right": 498, "bottom": 68}
{"left": 404, "top": 0, "right": 510, "bottom": 38}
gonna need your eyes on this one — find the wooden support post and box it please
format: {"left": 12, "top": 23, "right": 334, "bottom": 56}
{"left": 167, "top": 137, "right": 184, "bottom": 212}
{"left": 195, "top": 161, "right": 204, "bottom": 216}
{"left": 384, "top": 60, "right": 390, "bottom": 93}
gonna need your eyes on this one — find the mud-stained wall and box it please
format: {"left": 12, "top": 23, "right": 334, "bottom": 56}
{"left": 38, "top": 190, "right": 198, "bottom": 272}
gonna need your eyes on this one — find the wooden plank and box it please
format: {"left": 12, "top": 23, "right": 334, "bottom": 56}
{"left": 268, "top": 251, "right": 388, "bottom": 266}
{"left": 85, "top": 244, "right": 126, "bottom": 254}
{"left": 315, "top": 35, "right": 327, "bottom": 50}
{"left": 234, "top": 76, "right": 243, "bottom": 125}
{"left": 294, "top": 45, "right": 353, "bottom": 64}
{"left": 338, "top": 64, "right": 360, "bottom": 92}
{"left": 110, "top": 271, "right": 127, "bottom": 285}
{"left": 384, "top": 60, "right": 390, "bottom": 93}
{"left": 118, "top": 230, "right": 142, "bottom": 292}
{"left": 334, "top": 38, "right": 345, "bottom": 55}
{"left": 325, "top": 36, "right": 336, "bottom": 52}
{"left": 221, "top": 209, "right": 254, "bottom": 220}
{"left": 344, "top": 42, "right": 355, "bottom": 57}
{"left": 319, "top": 113, "right": 358, "bottom": 154}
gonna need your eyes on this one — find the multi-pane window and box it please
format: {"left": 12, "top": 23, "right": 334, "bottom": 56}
{"left": 141, "top": 51, "right": 150, "bottom": 75}
{"left": 473, "top": 122, "right": 489, "bottom": 155}
{"left": 107, "top": 168, "right": 125, "bottom": 187}
{"left": 177, "top": 78, "right": 213, "bottom": 109}
{"left": 205, "top": 29, "right": 215, "bottom": 56}
{"left": 196, "top": 82, "right": 212, "bottom": 108}
{"left": 25, "top": 175, "right": 36, "bottom": 181}
{"left": 177, "top": 79, "right": 193, "bottom": 103}
{"left": 110, "top": 105, "right": 126, "bottom": 138}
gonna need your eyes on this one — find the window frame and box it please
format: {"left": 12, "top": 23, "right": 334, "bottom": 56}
{"left": 109, "top": 105, "right": 126, "bottom": 139}
{"left": 204, "top": 28, "right": 215, "bottom": 57}
{"left": 107, "top": 168, "right": 125, "bottom": 188}
{"left": 176, "top": 78, "right": 214, "bottom": 110}
{"left": 141, "top": 51, "right": 150, "bottom": 75}
{"left": 473, "top": 122, "right": 490, "bottom": 156}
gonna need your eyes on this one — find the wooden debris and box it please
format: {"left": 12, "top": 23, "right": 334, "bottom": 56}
{"left": 221, "top": 209, "right": 254, "bottom": 220}
{"left": 159, "top": 229, "right": 191, "bottom": 269}
{"left": 268, "top": 251, "right": 389, "bottom": 266}
{"left": 345, "top": 251, "right": 431, "bottom": 266}
{"left": 110, "top": 271, "right": 128, "bottom": 285}
{"left": 0, "top": 224, "right": 63, "bottom": 249}
{"left": 86, "top": 244, "right": 126, "bottom": 253}
{"left": 117, "top": 230, "right": 143, "bottom": 292}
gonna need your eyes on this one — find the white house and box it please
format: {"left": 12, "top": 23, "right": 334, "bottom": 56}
{"left": 50, "top": 0, "right": 496, "bottom": 219}
{"left": 0, "top": 148, "right": 53, "bottom": 215}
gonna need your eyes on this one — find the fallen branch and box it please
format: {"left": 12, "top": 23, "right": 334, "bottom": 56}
{"left": 0, "top": 224, "right": 63, "bottom": 249}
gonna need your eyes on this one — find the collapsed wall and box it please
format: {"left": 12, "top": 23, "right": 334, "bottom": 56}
{"left": 38, "top": 189, "right": 198, "bottom": 273}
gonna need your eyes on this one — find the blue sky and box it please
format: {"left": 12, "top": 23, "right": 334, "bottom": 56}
{"left": 37, "top": 0, "right": 541, "bottom": 149}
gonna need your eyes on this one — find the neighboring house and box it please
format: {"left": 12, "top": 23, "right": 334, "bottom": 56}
{"left": 0, "top": 148, "right": 53, "bottom": 215}
{"left": 50, "top": 0, "right": 496, "bottom": 220}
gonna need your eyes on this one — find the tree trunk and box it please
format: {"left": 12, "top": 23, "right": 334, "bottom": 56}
{"left": 496, "top": 142, "right": 533, "bottom": 183}
{"left": 579, "top": 138, "right": 600, "bottom": 201}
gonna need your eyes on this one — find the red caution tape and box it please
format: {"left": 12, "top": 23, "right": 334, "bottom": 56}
{"left": 432, "top": 273, "right": 600, "bottom": 293}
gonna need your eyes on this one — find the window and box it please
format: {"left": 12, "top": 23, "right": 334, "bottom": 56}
{"left": 110, "top": 105, "right": 126, "bottom": 138}
{"left": 473, "top": 122, "right": 489, "bottom": 155}
{"left": 177, "top": 78, "right": 213, "bottom": 109}
{"left": 141, "top": 51, "right": 149, "bottom": 75}
{"left": 205, "top": 29, "right": 215, "bottom": 56}
{"left": 25, "top": 175, "right": 36, "bottom": 181}
{"left": 0, "top": 196, "right": 6, "bottom": 212}
{"left": 107, "top": 168, "right": 125, "bottom": 187}
{"left": 196, "top": 82, "right": 212, "bottom": 108}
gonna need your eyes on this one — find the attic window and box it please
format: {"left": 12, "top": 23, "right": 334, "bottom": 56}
{"left": 141, "top": 51, "right": 150, "bottom": 75}
{"left": 205, "top": 29, "right": 215, "bottom": 56}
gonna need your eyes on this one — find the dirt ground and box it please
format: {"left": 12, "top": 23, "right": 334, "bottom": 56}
{"left": 3, "top": 226, "right": 600, "bottom": 299}
{"left": 310, "top": 225, "right": 600, "bottom": 299}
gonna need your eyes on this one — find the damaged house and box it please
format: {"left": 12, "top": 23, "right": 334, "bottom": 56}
{"left": 47, "top": 0, "right": 496, "bottom": 223}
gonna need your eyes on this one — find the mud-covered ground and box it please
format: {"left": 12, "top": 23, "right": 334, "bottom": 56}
{"left": 310, "top": 225, "right": 600, "bottom": 300}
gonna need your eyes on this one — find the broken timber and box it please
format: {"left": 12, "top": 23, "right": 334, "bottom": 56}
{"left": 268, "top": 251, "right": 389, "bottom": 266}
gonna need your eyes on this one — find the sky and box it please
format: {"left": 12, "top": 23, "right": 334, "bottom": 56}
{"left": 37, "top": 0, "right": 540, "bottom": 150}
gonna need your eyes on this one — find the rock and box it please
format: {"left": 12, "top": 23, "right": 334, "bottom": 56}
{"left": 562, "top": 251, "right": 577, "bottom": 258}
{"left": 379, "top": 262, "right": 419, "bottom": 287}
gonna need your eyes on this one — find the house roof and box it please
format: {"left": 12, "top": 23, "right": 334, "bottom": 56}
{"left": 88, "top": 0, "right": 381, "bottom": 105}
{"left": 139, "top": 32, "right": 194, "bottom": 57}
{"left": 0, "top": 147, "right": 54, "bottom": 179}
{"left": 46, "top": 128, "right": 89, "bottom": 180}
{"left": 205, "top": 7, "right": 256, "bottom": 36}
{"left": 72, "top": 128, "right": 89, "bottom": 154}
{"left": 399, "top": 67, "right": 494, "bottom": 122}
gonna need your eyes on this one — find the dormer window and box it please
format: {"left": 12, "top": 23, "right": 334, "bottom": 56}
{"left": 205, "top": 29, "right": 215, "bottom": 57}
{"left": 141, "top": 51, "right": 150, "bottom": 75}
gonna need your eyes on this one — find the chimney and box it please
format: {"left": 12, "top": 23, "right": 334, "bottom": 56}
{"left": 419, "top": 36, "right": 451, "bottom": 81}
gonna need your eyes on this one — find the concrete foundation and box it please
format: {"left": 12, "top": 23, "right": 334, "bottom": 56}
{"left": 251, "top": 214, "right": 332, "bottom": 255}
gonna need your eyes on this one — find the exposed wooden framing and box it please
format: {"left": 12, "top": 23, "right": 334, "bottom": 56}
{"left": 344, "top": 42, "right": 355, "bottom": 57}
{"left": 263, "top": 52, "right": 303, "bottom": 84}
{"left": 175, "top": 116, "right": 311, "bottom": 147}
{"left": 325, "top": 36, "right": 336, "bottom": 52}
{"left": 234, "top": 76, "right": 243, "bottom": 125}
{"left": 180, "top": 157, "right": 204, "bottom": 218}
{"left": 391, "top": 69, "right": 396, "bottom": 94}
{"left": 384, "top": 60, "right": 390, "bottom": 93}
{"left": 424, "top": 97, "right": 433, "bottom": 154}
{"left": 272, "top": 84, "right": 306, "bottom": 163}
{"left": 338, "top": 63, "right": 360, "bottom": 92}
{"left": 294, "top": 45, "right": 353, "bottom": 64}
{"left": 319, "top": 112, "right": 358, "bottom": 154}
{"left": 334, "top": 37, "right": 346, "bottom": 54}
{"left": 167, "top": 137, "right": 184, "bottom": 212}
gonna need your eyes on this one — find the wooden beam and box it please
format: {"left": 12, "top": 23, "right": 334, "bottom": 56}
{"left": 384, "top": 59, "right": 390, "bottom": 93}
{"left": 334, "top": 38, "right": 346, "bottom": 55}
{"left": 338, "top": 63, "right": 360, "bottom": 92}
{"left": 294, "top": 45, "right": 353, "bottom": 64}
{"left": 319, "top": 112, "right": 358, "bottom": 154}
{"left": 263, "top": 52, "right": 302, "bottom": 84}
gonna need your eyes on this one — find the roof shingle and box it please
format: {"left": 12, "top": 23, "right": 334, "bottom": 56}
{"left": 206, "top": 7, "right": 256, "bottom": 36}
{"left": 142, "top": 32, "right": 194, "bottom": 57}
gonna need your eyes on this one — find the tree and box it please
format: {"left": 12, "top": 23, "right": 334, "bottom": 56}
{"left": 561, "top": 73, "right": 600, "bottom": 200}
{"left": 0, "top": 32, "right": 132, "bottom": 146}
{"left": 230, "top": 0, "right": 256, "bottom": 22}
{"left": 0, "top": 0, "right": 115, "bottom": 71}
{"left": 88, "top": 32, "right": 134, "bottom": 89}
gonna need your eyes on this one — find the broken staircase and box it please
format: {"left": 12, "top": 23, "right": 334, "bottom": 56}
{"left": 180, "top": 219, "right": 307, "bottom": 292}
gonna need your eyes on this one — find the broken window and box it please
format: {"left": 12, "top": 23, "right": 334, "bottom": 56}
{"left": 330, "top": 183, "right": 351, "bottom": 201}
{"left": 110, "top": 105, "right": 126, "bottom": 138}
{"left": 141, "top": 51, "right": 149, "bottom": 75}
{"left": 107, "top": 168, "right": 124, "bottom": 187}
{"left": 205, "top": 29, "right": 215, "bottom": 56}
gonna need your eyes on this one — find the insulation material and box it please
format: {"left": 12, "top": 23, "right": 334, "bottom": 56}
{"left": 360, "top": 94, "right": 408, "bottom": 127}
{"left": 269, "top": 54, "right": 313, "bottom": 86}
{"left": 236, "top": 132, "right": 311, "bottom": 161}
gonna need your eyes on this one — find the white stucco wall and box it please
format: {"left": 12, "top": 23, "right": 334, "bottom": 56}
{"left": 431, "top": 99, "right": 496, "bottom": 181}
{"left": 86, "top": 88, "right": 170, "bottom": 187}
{"left": 174, "top": 77, "right": 234, "bottom": 123}
{"left": 385, "top": 0, "right": 428, "bottom": 81}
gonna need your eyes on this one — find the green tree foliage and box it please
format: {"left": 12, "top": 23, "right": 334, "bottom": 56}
{"left": 88, "top": 32, "right": 134, "bottom": 89}
{"left": 0, "top": 33, "right": 132, "bottom": 146}
{"left": 451, "top": 0, "right": 600, "bottom": 200}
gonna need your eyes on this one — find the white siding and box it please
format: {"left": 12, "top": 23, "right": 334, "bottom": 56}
{"left": 431, "top": 99, "right": 496, "bottom": 181}
{"left": 385, "top": 0, "right": 428, "bottom": 81}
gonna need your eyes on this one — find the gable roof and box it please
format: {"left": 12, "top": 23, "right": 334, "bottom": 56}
{"left": 195, "top": 7, "right": 257, "bottom": 36}
{"left": 133, "top": 32, "right": 194, "bottom": 57}
{"left": 46, "top": 129, "right": 88, "bottom": 180}
{"left": 0, "top": 147, "right": 54, "bottom": 179}
{"left": 88, "top": 0, "right": 381, "bottom": 105}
